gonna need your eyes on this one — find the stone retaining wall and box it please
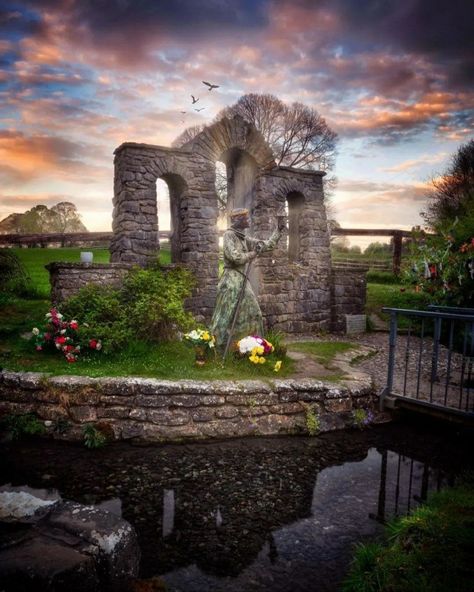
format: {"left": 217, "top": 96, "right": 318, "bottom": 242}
{"left": 46, "top": 262, "right": 134, "bottom": 304}
{"left": 0, "top": 371, "right": 379, "bottom": 443}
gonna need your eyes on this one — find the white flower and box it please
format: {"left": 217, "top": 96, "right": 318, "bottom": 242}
{"left": 60, "top": 329, "right": 66, "bottom": 335}
{"left": 57, "top": 313, "right": 63, "bottom": 320}
{"left": 238, "top": 336, "right": 261, "bottom": 354}
{"left": 96, "top": 341, "right": 102, "bottom": 350}
{"left": 55, "top": 343, "right": 61, "bottom": 350}
{"left": 45, "top": 313, "right": 52, "bottom": 319}
{"left": 32, "top": 328, "right": 40, "bottom": 335}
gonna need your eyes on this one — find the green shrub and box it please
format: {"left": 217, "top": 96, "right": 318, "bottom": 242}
{"left": 121, "top": 265, "right": 194, "bottom": 341}
{"left": 0, "top": 250, "right": 30, "bottom": 296}
{"left": 61, "top": 284, "right": 132, "bottom": 353}
{"left": 62, "top": 264, "right": 195, "bottom": 351}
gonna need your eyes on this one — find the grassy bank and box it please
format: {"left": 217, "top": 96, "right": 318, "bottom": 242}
{"left": 8, "top": 246, "right": 172, "bottom": 297}
{"left": 343, "top": 480, "right": 474, "bottom": 592}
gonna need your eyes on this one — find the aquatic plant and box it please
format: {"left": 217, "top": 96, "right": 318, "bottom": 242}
{"left": 83, "top": 423, "right": 107, "bottom": 449}
{"left": 0, "top": 413, "right": 46, "bottom": 440}
{"left": 303, "top": 404, "right": 320, "bottom": 436}
{"left": 353, "top": 408, "right": 374, "bottom": 429}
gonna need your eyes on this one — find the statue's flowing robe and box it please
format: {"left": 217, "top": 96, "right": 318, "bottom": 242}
{"left": 210, "top": 227, "right": 281, "bottom": 351}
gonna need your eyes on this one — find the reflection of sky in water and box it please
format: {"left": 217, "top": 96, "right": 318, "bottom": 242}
{"left": 160, "top": 448, "right": 449, "bottom": 592}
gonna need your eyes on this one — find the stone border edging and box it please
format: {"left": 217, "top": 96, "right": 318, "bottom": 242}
{"left": 0, "top": 365, "right": 388, "bottom": 443}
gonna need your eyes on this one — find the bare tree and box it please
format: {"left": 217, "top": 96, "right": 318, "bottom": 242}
{"left": 173, "top": 94, "right": 337, "bottom": 171}
{"left": 171, "top": 124, "right": 206, "bottom": 148}
{"left": 218, "top": 94, "right": 338, "bottom": 170}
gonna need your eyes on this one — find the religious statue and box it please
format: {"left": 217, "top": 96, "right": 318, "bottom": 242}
{"left": 210, "top": 208, "right": 285, "bottom": 353}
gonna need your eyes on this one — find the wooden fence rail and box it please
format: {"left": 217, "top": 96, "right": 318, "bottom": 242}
{"left": 0, "top": 227, "right": 420, "bottom": 274}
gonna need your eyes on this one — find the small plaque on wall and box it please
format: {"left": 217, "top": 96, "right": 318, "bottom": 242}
{"left": 345, "top": 314, "right": 366, "bottom": 334}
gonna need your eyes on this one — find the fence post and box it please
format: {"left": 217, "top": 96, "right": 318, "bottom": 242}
{"left": 392, "top": 231, "right": 403, "bottom": 275}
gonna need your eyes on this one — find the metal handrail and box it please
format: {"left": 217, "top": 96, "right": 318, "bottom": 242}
{"left": 380, "top": 306, "right": 474, "bottom": 417}
{"left": 382, "top": 307, "right": 474, "bottom": 322}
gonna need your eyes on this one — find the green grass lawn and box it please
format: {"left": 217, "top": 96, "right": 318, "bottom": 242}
{"left": 366, "top": 283, "right": 430, "bottom": 318}
{"left": 0, "top": 331, "right": 293, "bottom": 380}
{"left": 0, "top": 246, "right": 431, "bottom": 379}
{"left": 343, "top": 480, "right": 474, "bottom": 592}
{"left": 8, "top": 246, "right": 172, "bottom": 297}
{"left": 288, "top": 341, "right": 356, "bottom": 365}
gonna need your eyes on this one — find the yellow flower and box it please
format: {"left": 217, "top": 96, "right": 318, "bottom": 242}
{"left": 274, "top": 360, "right": 282, "bottom": 372}
{"left": 249, "top": 355, "right": 258, "bottom": 364}
{"left": 257, "top": 345, "right": 264, "bottom": 355}
{"left": 203, "top": 331, "right": 210, "bottom": 341}
{"left": 259, "top": 356, "right": 266, "bottom": 364}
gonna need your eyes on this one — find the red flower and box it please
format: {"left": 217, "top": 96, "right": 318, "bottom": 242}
{"left": 65, "top": 344, "right": 75, "bottom": 352}
{"left": 36, "top": 345, "right": 42, "bottom": 351}
{"left": 89, "top": 339, "right": 98, "bottom": 349}
{"left": 44, "top": 333, "right": 51, "bottom": 340}
{"left": 55, "top": 336, "right": 66, "bottom": 344}
{"left": 69, "top": 321, "right": 78, "bottom": 330}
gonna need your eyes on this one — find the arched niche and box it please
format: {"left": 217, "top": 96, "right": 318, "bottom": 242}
{"left": 219, "top": 147, "right": 258, "bottom": 218}
{"left": 286, "top": 191, "right": 305, "bottom": 262}
{"left": 159, "top": 172, "right": 187, "bottom": 263}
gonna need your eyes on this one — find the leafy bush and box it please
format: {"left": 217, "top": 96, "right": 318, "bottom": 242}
{"left": 61, "top": 285, "right": 131, "bottom": 353}
{"left": 402, "top": 224, "right": 474, "bottom": 307}
{"left": 62, "top": 264, "right": 195, "bottom": 351}
{"left": 121, "top": 265, "right": 194, "bottom": 341}
{"left": 0, "top": 250, "right": 30, "bottom": 296}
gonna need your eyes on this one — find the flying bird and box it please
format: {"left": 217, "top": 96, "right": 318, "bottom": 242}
{"left": 191, "top": 95, "right": 199, "bottom": 104}
{"left": 202, "top": 81, "right": 219, "bottom": 91}
{"left": 194, "top": 107, "right": 205, "bottom": 112}
{"left": 180, "top": 111, "right": 187, "bottom": 114}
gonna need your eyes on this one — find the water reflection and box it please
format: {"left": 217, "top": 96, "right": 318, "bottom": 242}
{"left": 0, "top": 423, "right": 471, "bottom": 592}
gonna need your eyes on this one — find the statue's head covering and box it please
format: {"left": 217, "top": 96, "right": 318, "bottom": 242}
{"left": 230, "top": 208, "right": 249, "bottom": 220}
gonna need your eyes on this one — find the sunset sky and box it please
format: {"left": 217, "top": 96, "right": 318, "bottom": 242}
{"left": 1, "top": 0, "right": 473, "bottom": 245}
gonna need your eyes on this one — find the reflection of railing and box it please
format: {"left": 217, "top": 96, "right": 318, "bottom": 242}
{"left": 380, "top": 307, "right": 474, "bottom": 418}
{"left": 370, "top": 449, "right": 454, "bottom": 523}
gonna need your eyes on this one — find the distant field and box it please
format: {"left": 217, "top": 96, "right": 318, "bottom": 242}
{"left": 7, "top": 246, "right": 171, "bottom": 296}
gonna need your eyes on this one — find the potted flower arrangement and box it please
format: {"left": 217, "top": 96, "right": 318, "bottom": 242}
{"left": 32, "top": 308, "right": 102, "bottom": 363}
{"left": 183, "top": 328, "right": 216, "bottom": 366}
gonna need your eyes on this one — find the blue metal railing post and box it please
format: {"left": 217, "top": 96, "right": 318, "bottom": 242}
{"left": 387, "top": 311, "right": 398, "bottom": 393}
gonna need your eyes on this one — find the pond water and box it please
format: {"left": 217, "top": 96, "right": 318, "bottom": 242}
{"left": 1, "top": 420, "right": 473, "bottom": 592}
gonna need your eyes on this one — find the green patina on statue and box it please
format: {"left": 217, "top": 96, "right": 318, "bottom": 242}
{"left": 210, "top": 208, "right": 285, "bottom": 352}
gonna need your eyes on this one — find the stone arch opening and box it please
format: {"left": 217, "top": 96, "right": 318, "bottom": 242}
{"left": 219, "top": 147, "right": 259, "bottom": 219}
{"left": 159, "top": 173, "right": 187, "bottom": 263}
{"left": 286, "top": 191, "right": 305, "bottom": 262}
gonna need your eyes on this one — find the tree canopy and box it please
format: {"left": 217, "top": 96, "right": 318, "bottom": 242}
{"left": 173, "top": 93, "right": 337, "bottom": 171}
{"left": 422, "top": 139, "right": 474, "bottom": 235}
{"left": 0, "top": 202, "right": 87, "bottom": 234}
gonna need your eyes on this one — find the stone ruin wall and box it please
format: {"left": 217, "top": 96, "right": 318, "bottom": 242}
{"left": 48, "top": 115, "right": 366, "bottom": 332}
